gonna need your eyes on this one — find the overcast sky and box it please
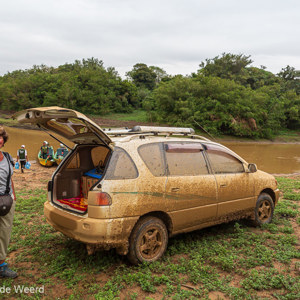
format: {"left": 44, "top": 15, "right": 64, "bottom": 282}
{"left": 0, "top": 0, "right": 299, "bottom": 77}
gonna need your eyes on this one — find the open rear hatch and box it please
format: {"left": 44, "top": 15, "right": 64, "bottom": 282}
{"left": 13, "top": 107, "right": 112, "bottom": 214}
{"left": 13, "top": 106, "right": 112, "bottom": 146}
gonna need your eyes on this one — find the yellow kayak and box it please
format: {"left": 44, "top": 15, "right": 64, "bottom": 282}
{"left": 54, "top": 157, "right": 63, "bottom": 165}
{"left": 38, "top": 150, "right": 55, "bottom": 167}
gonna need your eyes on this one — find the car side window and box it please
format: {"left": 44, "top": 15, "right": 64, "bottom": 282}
{"left": 164, "top": 142, "right": 209, "bottom": 176}
{"left": 206, "top": 145, "right": 244, "bottom": 174}
{"left": 138, "top": 143, "right": 166, "bottom": 176}
{"left": 105, "top": 147, "right": 138, "bottom": 180}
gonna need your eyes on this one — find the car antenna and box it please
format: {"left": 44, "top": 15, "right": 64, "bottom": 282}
{"left": 193, "top": 119, "right": 217, "bottom": 142}
{"left": 37, "top": 124, "right": 72, "bottom": 150}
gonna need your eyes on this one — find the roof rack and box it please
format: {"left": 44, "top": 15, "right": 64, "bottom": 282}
{"left": 103, "top": 126, "right": 195, "bottom": 136}
{"left": 103, "top": 126, "right": 212, "bottom": 142}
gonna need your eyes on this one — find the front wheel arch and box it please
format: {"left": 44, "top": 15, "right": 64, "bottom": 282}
{"left": 260, "top": 188, "right": 276, "bottom": 204}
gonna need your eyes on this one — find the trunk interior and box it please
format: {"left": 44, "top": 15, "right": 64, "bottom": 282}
{"left": 51, "top": 145, "right": 111, "bottom": 214}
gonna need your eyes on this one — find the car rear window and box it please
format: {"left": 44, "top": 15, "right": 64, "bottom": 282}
{"left": 138, "top": 143, "right": 166, "bottom": 176}
{"left": 105, "top": 147, "right": 138, "bottom": 180}
{"left": 164, "top": 142, "right": 209, "bottom": 176}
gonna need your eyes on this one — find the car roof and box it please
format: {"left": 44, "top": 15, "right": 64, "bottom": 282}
{"left": 111, "top": 135, "right": 247, "bottom": 164}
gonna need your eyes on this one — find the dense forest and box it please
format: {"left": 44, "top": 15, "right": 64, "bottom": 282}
{"left": 0, "top": 54, "right": 299, "bottom": 138}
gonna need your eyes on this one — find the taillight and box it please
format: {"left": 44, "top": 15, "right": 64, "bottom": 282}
{"left": 92, "top": 192, "right": 112, "bottom": 206}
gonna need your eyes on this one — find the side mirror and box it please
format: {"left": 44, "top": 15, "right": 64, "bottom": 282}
{"left": 248, "top": 163, "right": 257, "bottom": 173}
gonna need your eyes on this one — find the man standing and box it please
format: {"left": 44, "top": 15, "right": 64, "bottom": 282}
{"left": 0, "top": 126, "right": 17, "bottom": 278}
{"left": 17, "top": 145, "right": 28, "bottom": 173}
{"left": 40, "top": 141, "right": 48, "bottom": 159}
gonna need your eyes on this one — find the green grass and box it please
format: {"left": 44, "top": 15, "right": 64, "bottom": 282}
{"left": 274, "top": 129, "right": 300, "bottom": 142}
{"left": 277, "top": 177, "right": 300, "bottom": 201}
{"left": 0, "top": 116, "right": 18, "bottom": 126}
{"left": 89, "top": 110, "right": 149, "bottom": 123}
{"left": 1, "top": 176, "right": 299, "bottom": 299}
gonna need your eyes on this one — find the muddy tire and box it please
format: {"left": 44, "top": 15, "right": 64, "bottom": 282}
{"left": 253, "top": 193, "right": 274, "bottom": 226}
{"left": 127, "top": 216, "right": 168, "bottom": 265}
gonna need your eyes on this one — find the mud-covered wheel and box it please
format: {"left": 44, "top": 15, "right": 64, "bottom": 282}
{"left": 127, "top": 216, "right": 168, "bottom": 265}
{"left": 253, "top": 193, "right": 274, "bottom": 226}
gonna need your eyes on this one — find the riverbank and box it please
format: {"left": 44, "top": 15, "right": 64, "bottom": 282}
{"left": 1, "top": 163, "right": 298, "bottom": 299}
{"left": 1, "top": 109, "right": 300, "bottom": 143}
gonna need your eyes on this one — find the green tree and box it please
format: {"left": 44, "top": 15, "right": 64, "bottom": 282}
{"left": 277, "top": 65, "right": 300, "bottom": 95}
{"left": 152, "top": 74, "right": 287, "bottom": 138}
{"left": 0, "top": 58, "right": 137, "bottom": 114}
{"left": 198, "top": 53, "right": 253, "bottom": 80}
{"left": 149, "top": 66, "right": 168, "bottom": 84}
{"left": 246, "top": 67, "right": 279, "bottom": 90}
{"left": 126, "top": 63, "right": 157, "bottom": 90}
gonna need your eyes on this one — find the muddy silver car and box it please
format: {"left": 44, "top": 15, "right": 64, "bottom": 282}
{"left": 14, "top": 107, "right": 280, "bottom": 264}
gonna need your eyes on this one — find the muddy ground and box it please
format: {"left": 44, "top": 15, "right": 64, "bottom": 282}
{"left": 13, "top": 162, "right": 53, "bottom": 191}
{"left": 8, "top": 162, "right": 300, "bottom": 299}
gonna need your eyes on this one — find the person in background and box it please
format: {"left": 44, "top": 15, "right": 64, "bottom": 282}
{"left": 17, "top": 145, "right": 28, "bottom": 173}
{"left": 0, "top": 126, "right": 17, "bottom": 278}
{"left": 46, "top": 143, "right": 54, "bottom": 160}
{"left": 40, "top": 141, "right": 48, "bottom": 159}
{"left": 57, "top": 143, "right": 69, "bottom": 158}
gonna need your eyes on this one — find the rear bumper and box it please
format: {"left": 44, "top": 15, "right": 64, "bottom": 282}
{"left": 44, "top": 201, "right": 138, "bottom": 250}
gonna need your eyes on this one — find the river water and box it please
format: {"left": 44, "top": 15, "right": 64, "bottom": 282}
{"left": 3, "top": 127, "right": 300, "bottom": 175}
{"left": 222, "top": 142, "right": 300, "bottom": 175}
{"left": 4, "top": 126, "right": 72, "bottom": 161}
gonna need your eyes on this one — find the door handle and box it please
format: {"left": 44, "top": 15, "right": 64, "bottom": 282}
{"left": 171, "top": 187, "right": 180, "bottom": 192}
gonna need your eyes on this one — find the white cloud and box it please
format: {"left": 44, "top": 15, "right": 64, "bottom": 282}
{"left": 0, "top": 0, "right": 299, "bottom": 76}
